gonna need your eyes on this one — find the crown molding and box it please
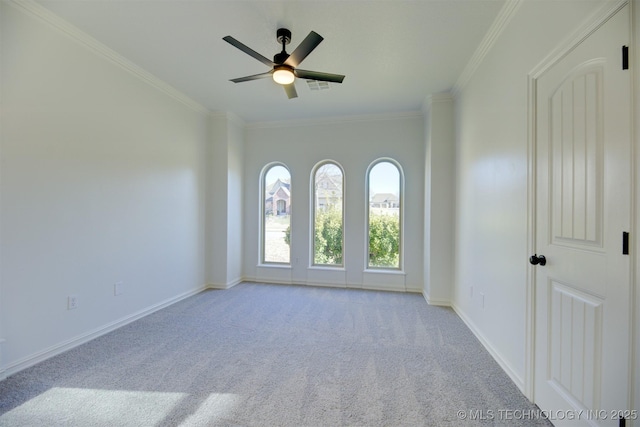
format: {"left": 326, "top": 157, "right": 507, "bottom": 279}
{"left": 451, "top": 0, "right": 523, "bottom": 96}
{"left": 247, "top": 110, "right": 423, "bottom": 130}
{"left": 427, "top": 93, "right": 454, "bottom": 103}
{"left": 421, "top": 92, "right": 454, "bottom": 114}
{"left": 8, "top": 0, "right": 210, "bottom": 115}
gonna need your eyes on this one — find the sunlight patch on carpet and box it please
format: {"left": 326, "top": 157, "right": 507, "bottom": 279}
{"left": 0, "top": 388, "right": 239, "bottom": 426}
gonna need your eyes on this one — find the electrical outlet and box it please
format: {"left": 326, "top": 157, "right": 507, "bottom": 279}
{"left": 114, "top": 282, "right": 124, "bottom": 296}
{"left": 68, "top": 295, "right": 78, "bottom": 310}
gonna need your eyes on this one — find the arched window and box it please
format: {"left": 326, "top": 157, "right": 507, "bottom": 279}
{"left": 311, "top": 161, "right": 344, "bottom": 266}
{"left": 261, "top": 163, "right": 291, "bottom": 264}
{"left": 366, "top": 159, "right": 403, "bottom": 270}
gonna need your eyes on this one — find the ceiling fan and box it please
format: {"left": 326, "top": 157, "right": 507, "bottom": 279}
{"left": 223, "top": 28, "right": 345, "bottom": 99}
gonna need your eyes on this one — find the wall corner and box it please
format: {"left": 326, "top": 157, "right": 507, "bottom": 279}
{"left": 423, "top": 94, "right": 455, "bottom": 303}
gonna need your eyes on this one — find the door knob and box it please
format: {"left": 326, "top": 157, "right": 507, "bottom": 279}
{"left": 529, "top": 254, "right": 546, "bottom": 266}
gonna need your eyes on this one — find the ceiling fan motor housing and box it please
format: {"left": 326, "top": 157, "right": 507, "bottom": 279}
{"left": 274, "top": 52, "right": 290, "bottom": 64}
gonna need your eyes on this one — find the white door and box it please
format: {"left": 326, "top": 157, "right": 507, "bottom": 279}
{"left": 533, "top": 5, "right": 631, "bottom": 427}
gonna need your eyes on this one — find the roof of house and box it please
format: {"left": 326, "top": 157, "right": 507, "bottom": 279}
{"left": 370, "top": 193, "right": 399, "bottom": 203}
{"left": 266, "top": 178, "right": 290, "bottom": 196}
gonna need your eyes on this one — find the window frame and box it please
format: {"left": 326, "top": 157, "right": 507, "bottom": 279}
{"left": 260, "top": 162, "right": 292, "bottom": 266}
{"left": 365, "top": 158, "right": 404, "bottom": 271}
{"left": 310, "top": 160, "right": 345, "bottom": 268}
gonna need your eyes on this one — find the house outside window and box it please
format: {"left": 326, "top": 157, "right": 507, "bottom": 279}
{"left": 367, "top": 159, "right": 403, "bottom": 270}
{"left": 312, "top": 161, "right": 344, "bottom": 266}
{"left": 262, "top": 164, "right": 291, "bottom": 264}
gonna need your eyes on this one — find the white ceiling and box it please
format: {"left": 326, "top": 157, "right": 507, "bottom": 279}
{"left": 35, "top": 0, "right": 506, "bottom": 123}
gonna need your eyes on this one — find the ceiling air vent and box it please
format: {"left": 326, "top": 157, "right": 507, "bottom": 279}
{"left": 306, "top": 80, "right": 331, "bottom": 91}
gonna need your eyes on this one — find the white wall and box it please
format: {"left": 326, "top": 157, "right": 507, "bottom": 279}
{"left": 242, "top": 114, "right": 424, "bottom": 292}
{"left": 207, "top": 113, "right": 244, "bottom": 289}
{"left": 226, "top": 117, "right": 244, "bottom": 286}
{"left": 207, "top": 116, "right": 228, "bottom": 287}
{"left": 453, "top": 0, "right": 614, "bottom": 391}
{"left": 423, "top": 94, "right": 455, "bottom": 305}
{"left": 0, "top": 2, "right": 210, "bottom": 374}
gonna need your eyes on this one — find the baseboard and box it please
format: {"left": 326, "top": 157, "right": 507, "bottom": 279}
{"left": 451, "top": 302, "right": 525, "bottom": 393}
{"left": 207, "top": 277, "right": 242, "bottom": 290}
{"left": 405, "top": 285, "right": 424, "bottom": 294}
{"left": 242, "top": 277, "right": 417, "bottom": 294}
{"left": 359, "top": 283, "right": 406, "bottom": 292}
{"left": 301, "top": 280, "right": 348, "bottom": 289}
{"left": 0, "top": 338, "right": 6, "bottom": 381}
{"left": 2, "top": 286, "right": 205, "bottom": 379}
{"left": 307, "top": 280, "right": 402, "bottom": 293}
{"left": 422, "top": 292, "right": 452, "bottom": 307}
{"left": 242, "top": 276, "right": 293, "bottom": 286}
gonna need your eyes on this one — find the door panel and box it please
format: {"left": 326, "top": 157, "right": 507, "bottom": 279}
{"left": 549, "top": 281, "right": 603, "bottom": 411}
{"left": 550, "top": 66, "right": 603, "bottom": 249}
{"left": 534, "top": 5, "right": 631, "bottom": 426}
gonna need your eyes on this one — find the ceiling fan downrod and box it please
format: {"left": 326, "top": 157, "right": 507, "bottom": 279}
{"left": 275, "top": 28, "right": 292, "bottom": 64}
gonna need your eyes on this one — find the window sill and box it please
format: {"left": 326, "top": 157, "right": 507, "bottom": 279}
{"left": 257, "top": 263, "right": 292, "bottom": 269}
{"left": 309, "top": 265, "right": 346, "bottom": 272}
{"left": 363, "top": 268, "right": 406, "bottom": 275}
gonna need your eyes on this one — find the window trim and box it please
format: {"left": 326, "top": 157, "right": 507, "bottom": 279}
{"left": 310, "top": 160, "right": 345, "bottom": 268}
{"left": 365, "top": 158, "right": 404, "bottom": 272}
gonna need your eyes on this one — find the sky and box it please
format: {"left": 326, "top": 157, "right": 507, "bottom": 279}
{"left": 265, "top": 165, "right": 290, "bottom": 185}
{"left": 368, "top": 161, "right": 400, "bottom": 196}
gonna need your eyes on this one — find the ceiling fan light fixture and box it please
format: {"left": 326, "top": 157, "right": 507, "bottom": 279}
{"left": 223, "top": 29, "right": 344, "bottom": 99}
{"left": 273, "top": 66, "right": 295, "bottom": 85}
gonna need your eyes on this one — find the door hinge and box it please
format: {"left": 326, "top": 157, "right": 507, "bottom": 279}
{"left": 622, "top": 231, "right": 629, "bottom": 255}
{"left": 622, "top": 45, "right": 629, "bottom": 70}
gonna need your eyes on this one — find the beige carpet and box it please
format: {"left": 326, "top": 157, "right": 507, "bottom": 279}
{"left": 0, "top": 282, "right": 551, "bottom": 426}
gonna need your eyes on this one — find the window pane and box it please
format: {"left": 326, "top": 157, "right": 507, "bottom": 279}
{"left": 263, "top": 165, "right": 291, "bottom": 263}
{"left": 368, "top": 161, "right": 401, "bottom": 269}
{"left": 313, "top": 163, "right": 343, "bottom": 266}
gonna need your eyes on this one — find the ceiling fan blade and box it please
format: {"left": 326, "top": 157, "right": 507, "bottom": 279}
{"left": 284, "top": 31, "right": 323, "bottom": 67}
{"left": 295, "top": 69, "right": 345, "bottom": 83}
{"left": 223, "top": 36, "right": 275, "bottom": 67}
{"left": 283, "top": 83, "right": 298, "bottom": 99}
{"left": 230, "top": 71, "right": 273, "bottom": 83}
